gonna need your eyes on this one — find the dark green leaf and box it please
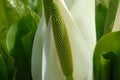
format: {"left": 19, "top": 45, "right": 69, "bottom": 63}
{"left": 0, "top": 54, "right": 7, "bottom": 80}
{"left": 95, "top": 0, "right": 119, "bottom": 40}
{"left": 0, "top": 42, "right": 16, "bottom": 80}
{"left": 6, "top": 14, "right": 37, "bottom": 80}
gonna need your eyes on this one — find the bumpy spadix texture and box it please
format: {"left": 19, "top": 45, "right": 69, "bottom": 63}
{"left": 43, "top": 0, "right": 52, "bottom": 24}
{"left": 51, "top": 2, "right": 73, "bottom": 80}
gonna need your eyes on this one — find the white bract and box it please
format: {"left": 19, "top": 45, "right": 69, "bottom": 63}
{"left": 31, "top": 0, "right": 96, "bottom": 80}
{"left": 31, "top": 14, "right": 46, "bottom": 80}
{"left": 65, "top": 0, "right": 96, "bottom": 57}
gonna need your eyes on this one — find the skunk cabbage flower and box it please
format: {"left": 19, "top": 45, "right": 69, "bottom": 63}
{"left": 31, "top": 0, "right": 96, "bottom": 80}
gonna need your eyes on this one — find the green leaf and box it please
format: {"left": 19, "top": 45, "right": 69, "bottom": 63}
{"left": 95, "top": 0, "right": 119, "bottom": 40}
{"left": 0, "top": 2, "right": 19, "bottom": 77}
{"left": 95, "top": 2, "right": 107, "bottom": 40}
{"left": 21, "top": 23, "right": 37, "bottom": 68}
{"left": 0, "top": 42, "right": 16, "bottom": 80}
{"left": 6, "top": 14, "right": 37, "bottom": 80}
{"left": 10, "top": 0, "right": 42, "bottom": 14}
{"left": 0, "top": 0, "right": 19, "bottom": 28}
{"left": 19, "top": 0, "right": 29, "bottom": 5}
{"left": 28, "top": 0, "right": 42, "bottom": 14}
{"left": 21, "top": 32, "right": 34, "bottom": 66}
{"left": 9, "top": 0, "right": 40, "bottom": 22}
{"left": 93, "top": 31, "right": 120, "bottom": 80}
{"left": 0, "top": 0, "right": 39, "bottom": 79}
{"left": 10, "top": 0, "right": 30, "bottom": 17}
{"left": 0, "top": 0, "right": 19, "bottom": 49}
{"left": 0, "top": 54, "right": 7, "bottom": 80}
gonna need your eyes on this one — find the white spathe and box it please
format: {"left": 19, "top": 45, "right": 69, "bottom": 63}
{"left": 31, "top": 15, "right": 46, "bottom": 80}
{"left": 65, "top": 0, "right": 96, "bottom": 57}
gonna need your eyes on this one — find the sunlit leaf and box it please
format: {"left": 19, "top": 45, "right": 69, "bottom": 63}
{"left": 93, "top": 31, "right": 120, "bottom": 80}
